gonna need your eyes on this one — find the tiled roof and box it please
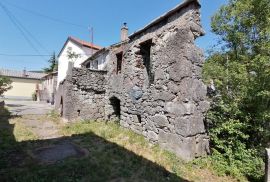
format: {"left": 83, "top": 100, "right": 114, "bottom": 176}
{"left": 69, "top": 36, "right": 102, "bottom": 50}
{"left": 0, "top": 69, "right": 46, "bottom": 79}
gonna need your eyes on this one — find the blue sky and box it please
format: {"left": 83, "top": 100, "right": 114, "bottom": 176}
{"left": 0, "top": 0, "right": 227, "bottom": 71}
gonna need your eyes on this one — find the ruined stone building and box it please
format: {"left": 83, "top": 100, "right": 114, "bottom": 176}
{"left": 56, "top": 0, "right": 210, "bottom": 161}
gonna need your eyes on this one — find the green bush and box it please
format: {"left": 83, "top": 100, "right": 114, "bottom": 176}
{"left": 202, "top": 0, "right": 270, "bottom": 180}
{"left": 32, "top": 92, "right": 37, "bottom": 101}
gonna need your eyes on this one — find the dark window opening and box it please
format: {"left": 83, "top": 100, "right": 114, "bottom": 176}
{"left": 77, "top": 110, "right": 81, "bottom": 116}
{"left": 85, "top": 62, "right": 90, "bottom": 69}
{"left": 137, "top": 115, "right": 142, "bottom": 123}
{"left": 110, "top": 97, "right": 121, "bottom": 120}
{"left": 116, "top": 52, "right": 123, "bottom": 74}
{"left": 140, "top": 39, "right": 154, "bottom": 85}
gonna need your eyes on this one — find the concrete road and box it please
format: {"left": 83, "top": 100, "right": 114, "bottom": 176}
{"left": 4, "top": 100, "right": 54, "bottom": 115}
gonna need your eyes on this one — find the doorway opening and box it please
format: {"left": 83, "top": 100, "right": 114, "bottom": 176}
{"left": 109, "top": 97, "right": 121, "bottom": 120}
{"left": 60, "top": 96, "right": 63, "bottom": 117}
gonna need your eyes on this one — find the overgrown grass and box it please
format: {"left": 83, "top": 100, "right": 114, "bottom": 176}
{"left": 10, "top": 117, "right": 38, "bottom": 142}
{"left": 0, "top": 108, "right": 37, "bottom": 150}
{"left": 0, "top": 111, "right": 243, "bottom": 181}
{"left": 47, "top": 109, "right": 61, "bottom": 124}
{"left": 61, "top": 120, "right": 241, "bottom": 182}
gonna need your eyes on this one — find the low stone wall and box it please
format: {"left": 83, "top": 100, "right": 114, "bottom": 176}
{"left": 61, "top": 68, "right": 107, "bottom": 121}
{"left": 266, "top": 149, "right": 270, "bottom": 182}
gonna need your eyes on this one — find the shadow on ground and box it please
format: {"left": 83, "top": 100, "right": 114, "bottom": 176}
{"left": 0, "top": 108, "right": 189, "bottom": 182}
{"left": 5, "top": 104, "right": 24, "bottom": 108}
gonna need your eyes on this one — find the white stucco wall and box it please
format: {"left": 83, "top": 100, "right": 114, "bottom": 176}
{"left": 87, "top": 51, "right": 109, "bottom": 70}
{"left": 42, "top": 75, "right": 57, "bottom": 95}
{"left": 57, "top": 41, "right": 96, "bottom": 87}
{"left": 4, "top": 77, "right": 41, "bottom": 100}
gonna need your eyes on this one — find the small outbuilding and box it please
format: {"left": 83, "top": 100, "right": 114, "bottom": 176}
{"left": 0, "top": 68, "right": 46, "bottom": 100}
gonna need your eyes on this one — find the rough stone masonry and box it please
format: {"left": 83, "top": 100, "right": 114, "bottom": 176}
{"left": 56, "top": 0, "right": 210, "bottom": 161}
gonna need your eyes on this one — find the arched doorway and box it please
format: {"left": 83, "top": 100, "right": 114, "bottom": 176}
{"left": 109, "top": 97, "right": 121, "bottom": 120}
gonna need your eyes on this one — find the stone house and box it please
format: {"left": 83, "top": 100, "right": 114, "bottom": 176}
{"left": 56, "top": 0, "right": 209, "bottom": 161}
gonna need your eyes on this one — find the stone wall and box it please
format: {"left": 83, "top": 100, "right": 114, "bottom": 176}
{"left": 57, "top": 0, "right": 210, "bottom": 161}
{"left": 60, "top": 68, "right": 107, "bottom": 121}
{"left": 104, "top": 2, "right": 209, "bottom": 160}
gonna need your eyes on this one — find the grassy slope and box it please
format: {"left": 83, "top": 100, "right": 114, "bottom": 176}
{"left": 0, "top": 109, "right": 243, "bottom": 182}
{"left": 61, "top": 121, "right": 241, "bottom": 182}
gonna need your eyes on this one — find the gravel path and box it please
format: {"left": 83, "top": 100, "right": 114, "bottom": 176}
{"left": 2, "top": 100, "right": 87, "bottom": 164}
{"left": 5, "top": 100, "right": 53, "bottom": 116}
{"left": 5, "top": 100, "right": 60, "bottom": 139}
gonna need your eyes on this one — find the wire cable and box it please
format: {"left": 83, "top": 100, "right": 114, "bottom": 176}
{"left": 0, "top": 2, "right": 43, "bottom": 56}
{"left": 0, "top": 53, "right": 51, "bottom": 57}
{"left": 3, "top": 5, "right": 49, "bottom": 54}
{"left": 2, "top": 1, "right": 87, "bottom": 29}
{"left": 0, "top": 53, "right": 94, "bottom": 57}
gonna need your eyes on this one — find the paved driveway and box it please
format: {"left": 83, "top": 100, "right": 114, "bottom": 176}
{"left": 5, "top": 100, "right": 54, "bottom": 115}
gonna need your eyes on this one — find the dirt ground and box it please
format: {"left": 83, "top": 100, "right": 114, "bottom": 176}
{"left": 5, "top": 100, "right": 54, "bottom": 116}
{"left": 0, "top": 100, "right": 240, "bottom": 182}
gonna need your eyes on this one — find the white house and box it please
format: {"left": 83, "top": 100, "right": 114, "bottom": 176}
{"left": 81, "top": 24, "right": 128, "bottom": 71}
{"left": 57, "top": 36, "right": 102, "bottom": 87}
{"left": 81, "top": 48, "right": 109, "bottom": 70}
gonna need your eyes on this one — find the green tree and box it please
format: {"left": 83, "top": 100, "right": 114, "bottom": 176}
{"left": 203, "top": 0, "right": 270, "bottom": 180}
{"left": 66, "top": 47, "right": 81, "bottom": 62}
{"left": 44, "top": 52, "right": 58, "bottom": 73}
{"left": 0, "top": 76, "right": 12, "bottom": 96}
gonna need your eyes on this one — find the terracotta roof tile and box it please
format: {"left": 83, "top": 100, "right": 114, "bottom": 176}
{"left": 69, "top": 36, "right": 102, "bottom": 50}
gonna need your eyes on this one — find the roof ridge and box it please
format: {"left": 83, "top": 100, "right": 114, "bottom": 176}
{"left": 0, "top": 68, "right": 46, "bottom": 79}
{"left": 68, "top": 36, "right": 102, "bottom": 50}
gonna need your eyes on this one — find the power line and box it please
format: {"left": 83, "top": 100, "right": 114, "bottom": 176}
{"left": 11, "top": 15, "right": 49, "bottom": 54}
{"left": 1, "top": 4, "right": 49, "bottom": 54}
{"left": 0, "top": 53, "right": 94, "bottom": 57}
{"left": 0, "top": 2, "right": 45, "bottom": 57}
{"left": 0, "top": 53, "right": 51, "bottom": 57}
{"left": 2, "top": 1, "right": 87, "bottom": 29}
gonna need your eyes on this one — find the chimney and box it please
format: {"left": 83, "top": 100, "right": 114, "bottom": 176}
{"left": 121, "top": 23, "right": 128, "bottom": 42}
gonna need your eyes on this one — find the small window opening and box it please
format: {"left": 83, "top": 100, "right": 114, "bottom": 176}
{"left": 137, "top": 115, "right": 142, "bottom": 123}
{"left": 77, "top": 110, "right": 81, "bottom": 116}
{"left": 86, "top": 62, "right": 90, "bottom": 69}
{"left": 140, "top": 39, "right": 154, "bottom": 85}
{"left": 116, "top": 52, "right": 123, "bottom": 74}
